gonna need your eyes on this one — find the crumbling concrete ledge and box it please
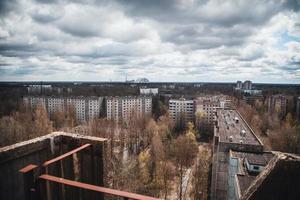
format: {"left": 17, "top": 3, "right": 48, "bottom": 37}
{"left": 0, "top": 132, "right": 107, "bottom": 163}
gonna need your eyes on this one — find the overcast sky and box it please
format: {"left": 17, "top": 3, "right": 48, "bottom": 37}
{"left": 0, "top": 0, "right": 299, "bottom": 83}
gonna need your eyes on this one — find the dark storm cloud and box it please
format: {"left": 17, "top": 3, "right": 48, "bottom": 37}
{"left": 0, "top": 43, "right": 39, "bottom": 58}
{"left": 283, "top": 0, "right": 300, "bottom": 11}
{"left": 161, "top": 24, "right": 254, "bottom": 49}
{"left": 34, "top": 0, "right": 61, "bottom": 4}
{"left": 31, "top": 12, "right": 63, "bottom": 23}
{"left": 117, "top": 0, "right": 289, "bottom": 26}
{"left": 0, "top": 0, "right": 18, "bottom": 16}
{"left": 283, "top": 56, "right": 300, "bottom": 71}
{"left": 59, "top": 25, "right": 98, "bottom": 37}
{"left": 111, "top": 0, "right": 297, "bottom": 50}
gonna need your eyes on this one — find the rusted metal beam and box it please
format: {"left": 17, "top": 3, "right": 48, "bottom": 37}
{"left": 19, "top": 165, "right": 38, "bottom": 200}
{"left": 39, "top": 174, "right": 159, "bottom": 200}
{"left": 19, "top": 164, "right": 38, "bottom": 173}
{"left": 42, "top": 143, "right": 91, "bottom": 167}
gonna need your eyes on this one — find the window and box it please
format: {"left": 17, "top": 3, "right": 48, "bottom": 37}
{"left": 253, "top": 166, "right": 259, "bottom": 170}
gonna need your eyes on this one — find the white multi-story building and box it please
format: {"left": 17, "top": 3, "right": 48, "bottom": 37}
{"left": 297, "top": 97, "right": 300, "bottom": 121}
{"left": 24, "top": 96, "right": 103, "bottom": 122}
{"left": 236, "top": 81, "right": 243, "bottom": 89}
{"left": 140, "top": 88, "right": 158, "bottom": 95}
{"left": 48, "top": 97, "right": 65, "bottom": 115}
{"left": 23, "top": 96, "right": 47, "bottom": 110}
{"left": 195, "top": 98, "right": 218, "bottom": 124}
{"left": 88, "top": 98, "right": 102, "bottom": 120}
{"left": 27, "top": 85, "right": 52, "bottom": 94}
{"left": 243, "top": 80, "right": 252, "bottom": 90}
{"left": 106, "top": 96, "right": 152, "bottom": 122}
{"left": 66, "top": 98, "right": 87, "bottom": 122}
{"left": 106, "top": 97, "right": 120, "bottom": 121}
{"left": 267, "top": 94, "right": 287, "bottom": 119}
{"left": 169, "top": 98, "right": 195, "bottom": 126}
{"left": 168, "top": 95, "right": 231, "bottom": 129}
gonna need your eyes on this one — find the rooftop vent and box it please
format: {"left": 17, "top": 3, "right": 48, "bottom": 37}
{"left": 234, "top": 117, "right": 239, "bottom": 123}
{"left": 241, "top": 129, "right": 246, "bottom": 137}
{"left": 244, "top": 158, "right": 264, "bottom": 174}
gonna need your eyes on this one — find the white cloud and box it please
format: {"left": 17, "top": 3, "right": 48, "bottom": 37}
{"left": 0, "top": 0, "right": 299, "bottom": 83}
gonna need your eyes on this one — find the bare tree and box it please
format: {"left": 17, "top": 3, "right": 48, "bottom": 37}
{"left": 191, "top": 148, "right": 211, "bottom": 200}
{"left": 171, "top": 134, "right": 198, "bottom": 200}
{"left": 32, "top": 105, "right": 52, "bottom": 138}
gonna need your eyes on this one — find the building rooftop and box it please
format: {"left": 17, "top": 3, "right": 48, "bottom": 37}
{"left": 241, "top": 152, "right": 300, "bottom": 200}
{"left": 215, "top": 109, "right": 262, "bottom": 146}
{"left": 229, "top": 150, "right": 275, "bottom": 197}
{"left": 237, "top": 175, "right": 256, "bottom": 195}
{"left": 231, "top": 151, "right": 274, "bottom": 166}
{"left": 106, "top": 96, "right": 152, "bottom": 99}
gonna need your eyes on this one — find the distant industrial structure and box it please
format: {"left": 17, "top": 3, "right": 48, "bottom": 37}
{"left": 125, "top": 77, "right": 150, "bottom": 83}
{"left": 106, "top": 96, "right": 152, "bottom": 122}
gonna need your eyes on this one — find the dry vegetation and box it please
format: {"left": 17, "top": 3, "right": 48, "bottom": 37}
{"left": 235, "top": 98, "right": 300, "bottom": 154}
{"left": 0, "top": 104, "right": 52, "bottom": 147}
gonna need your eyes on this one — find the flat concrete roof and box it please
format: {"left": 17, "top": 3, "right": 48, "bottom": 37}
{"left": 216, "top": 109, "right": 262, "bottom": 145}
{"left": 229, "top": 150, "right": 275, "bottom": 197}
{"left": 231, "top": 151, "right": 274, "bottom": 166}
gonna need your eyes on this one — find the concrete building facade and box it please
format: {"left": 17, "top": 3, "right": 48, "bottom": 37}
{"left": 235, "top": 80, "right": 256, "bottom": 92}
{"left": 169, "top": 98, "right": 195, "bottom": 126}
{"left": 236, "top": 81, "right": 243, "bottom": 89}
{"left": 27, "top": 84, "right": 52, "bottom": 94}
{"left": 211, "top": 109, "right": 264, "bottom": 200}
{"left": 139, "top": 88, "right": 158, "bottom": 95}
{"left": 169, "top": 96, "right": 231, "bottom": 129}
{"left": 106, "top": 96, "right": 152, "bottom": 122}
{"left": 267, "top": 95, "right": 287, "bottom": 119}
{"left": 194, "top": 98, "right": 218, "bottom": 132}
{"left": 296, "top": 97, "right": 300, "bottom": 120}
{"left": 243, "top": 80, "right": 252, "bottom": 90}
{"left": 24, "top": 96, "right": 104, "bottom": 122}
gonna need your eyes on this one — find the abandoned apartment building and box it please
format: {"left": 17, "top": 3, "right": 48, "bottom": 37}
{"left": 0, "top": 132, "right": 158, "bottom": 200}
{"left": 211, "top": 109, "right": 300, "bottom": 200}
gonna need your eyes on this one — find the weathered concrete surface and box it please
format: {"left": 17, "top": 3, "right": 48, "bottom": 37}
{"left": 211, "top": 109, "right": 264, "bottom": 200}
{"left": 241, "top": 152, "right": 300, "bottom": 200}
{"left": 0, "top": 132, "right": 107, "bottom": 200}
